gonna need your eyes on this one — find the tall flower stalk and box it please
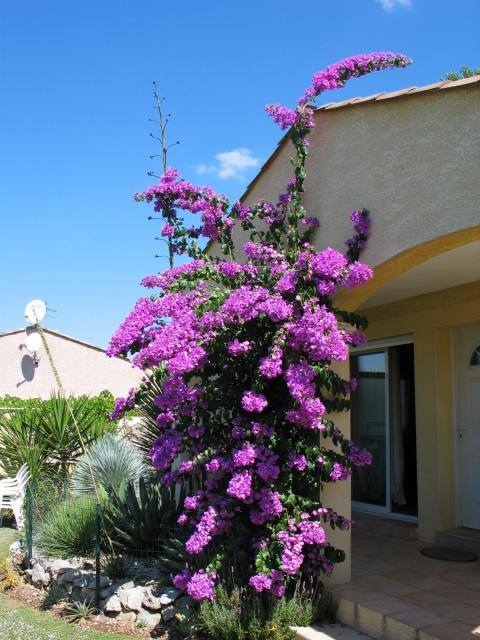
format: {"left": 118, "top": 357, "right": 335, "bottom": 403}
{"left": 110, "top": 52, "right": 411, "bottom": 602}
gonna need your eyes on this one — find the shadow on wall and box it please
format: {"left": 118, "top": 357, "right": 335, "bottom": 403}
{"left": 17, "top": 354, "right": 35, "bottom": 387}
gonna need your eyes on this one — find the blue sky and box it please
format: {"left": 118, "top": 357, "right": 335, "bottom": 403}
{"left": 1, "top": 0, "right": 478, "bottom": 347}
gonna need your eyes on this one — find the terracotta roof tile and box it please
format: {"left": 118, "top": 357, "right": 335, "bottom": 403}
{"left": 315, "top": 75, "right": 480, "bottom": 110}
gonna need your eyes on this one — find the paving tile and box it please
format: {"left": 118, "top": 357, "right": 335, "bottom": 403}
{"left": 331, "top": 586, "right": 386, "bottom": 603}
{"left": 432, "top": 585, "right": 480, "bottom": 600}
{"left": 352, "top": 573, "right": 416, "bottom": 593}
{"left": 399, "top": 591, "right": 451, "bottom": 608}
{"left": 419, "top": 621, "right": 477, "bottom": 639}
{"left": 363, "top": 595, "right": 418, "bottom": 615}
{"left": 463, "top": 593, "right": 480, "bottom": 606}
{"left": 428, "top": 600, "right": 480, "bottom": 621}
{"left": 293, "top": 624, "right": 368, "bottom": 639}
{"left": 380, "top": 568, "right": 429, "bottom": 582}
{"left": 390, "top": 607, "right": 452, "bottom": 629}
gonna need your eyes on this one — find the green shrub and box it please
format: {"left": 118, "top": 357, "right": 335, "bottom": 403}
{"left": 196, "top": 580, "right": 336, "bottom": 640}
{"left": 35, "top": 496, "right": 99, "bottom": 558}
{"left": 71, "top": 433, "right": 146, "bottom": 497}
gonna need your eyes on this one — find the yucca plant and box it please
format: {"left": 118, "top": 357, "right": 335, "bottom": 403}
{"left": 105, "top": 476, "right": 185, "bottom": 554}
{"left": 0, "top": 406, "right": 52, "bottom": 481}
{"left": 0, "top": 393, "right": 112, "bottom": 483}
{"left": 71, "top": 433, "right": 146, "bottom": 498}
{"left": 36, "top": 392, "right": 112, "bottom": 478}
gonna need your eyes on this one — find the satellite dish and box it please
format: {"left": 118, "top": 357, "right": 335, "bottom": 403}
{"left": 25, "top": 333, "right": 42, "bottom": 354}
{"left": 24, "top": 299, "right": 47, "bottom": 324}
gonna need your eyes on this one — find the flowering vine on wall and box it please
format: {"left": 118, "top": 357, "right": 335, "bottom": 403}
{"left": 108, "top": 52, "right": 411, "bottom": 602}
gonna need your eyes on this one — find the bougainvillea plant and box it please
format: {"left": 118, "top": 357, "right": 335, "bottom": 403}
{"left": 108, "top": 52, "right": 411, "bottom": 602}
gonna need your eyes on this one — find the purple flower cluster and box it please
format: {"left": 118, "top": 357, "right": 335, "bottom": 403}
{"left": 241, "top": 391, "right": 268, "bottom": 413}
{"left": 109, "top": 387, "right": 136, "bottom": 420}
{"left": 108, "top": 51, "right": 411, "bottom": 601}
{"left": 265, "top": 53, "right": 411, "bottom": 132}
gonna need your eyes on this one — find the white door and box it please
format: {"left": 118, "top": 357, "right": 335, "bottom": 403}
{"left": 455, "top": 324, "right": 480, "bottom": 529}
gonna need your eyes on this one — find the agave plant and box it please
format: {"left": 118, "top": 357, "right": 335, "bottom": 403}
{"left": 105, "top": 476, "right": 186, "bottom": 553}
{"left": 71, "top": 433, "right": 146, "bottom": 497}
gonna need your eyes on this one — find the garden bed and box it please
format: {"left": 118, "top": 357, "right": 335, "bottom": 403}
{"left": 9, "top": 545, "right": 196, "bottom": 638}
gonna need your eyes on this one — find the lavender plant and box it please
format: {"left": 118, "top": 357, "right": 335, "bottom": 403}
{"left": 108, "top": 52, "right": 411, "bottom": 602}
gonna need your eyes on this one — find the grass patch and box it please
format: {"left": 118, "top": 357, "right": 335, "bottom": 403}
{"left": 0, "top": 594, "right": 137, "bottom": 639}
{"left": 0, "top": 528, "right": 19, "bottom": 560}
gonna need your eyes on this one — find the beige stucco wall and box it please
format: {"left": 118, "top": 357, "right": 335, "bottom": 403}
{"left": 0, "top": 329, "right": 141, "bottom": 399}
{"left": 228, "top": 83, "right": 480, "bottom": 272}
{"left": 207, "top": 82, "right": 479, "bottom": 580}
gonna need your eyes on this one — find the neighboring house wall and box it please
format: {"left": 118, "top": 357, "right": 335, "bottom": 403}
{"left": 0, "top": 329, "right": 141, "bottom": 399}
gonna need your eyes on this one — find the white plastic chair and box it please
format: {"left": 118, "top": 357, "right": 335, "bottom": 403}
{"left": 0, "top": 464, "right": 30, "bottom": 529}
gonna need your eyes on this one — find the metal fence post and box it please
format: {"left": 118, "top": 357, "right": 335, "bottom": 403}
{"left": 95, "top": 502, "right": 101, "bottom": 609}
{"left": 26, "top": 482, "right": 34, "bottom": 562}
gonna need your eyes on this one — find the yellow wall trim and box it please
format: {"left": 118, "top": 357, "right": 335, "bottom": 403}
{"left": 336, "top": 226, "right": 480, "bottom": 312}
{"left": 364, "top": 280, "right": 480, "bottom": 323}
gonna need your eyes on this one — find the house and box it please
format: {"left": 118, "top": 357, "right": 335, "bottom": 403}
{"left": 208, "top": 75, "right": 480, "bottom": 639}
{"left": 0, "top": 327, "right": 141, "bottom": 400}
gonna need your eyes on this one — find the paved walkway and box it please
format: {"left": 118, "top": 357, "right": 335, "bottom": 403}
{"left": 330, "top": 529, "right": 480, "bottom": 640}
{"left": 293, "top": 624, "right": 371, "bottom": 639}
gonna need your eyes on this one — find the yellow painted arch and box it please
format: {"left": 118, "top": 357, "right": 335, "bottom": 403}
{"left": 336, "top": 225, "right": 480, "bottom": 312}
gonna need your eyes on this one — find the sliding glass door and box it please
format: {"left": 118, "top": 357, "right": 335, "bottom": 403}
{"left": 351, "top": 351, "right": 388, "bottom": 509}
{"left": 350, "top": 341, "right": 418, "bottom": 519}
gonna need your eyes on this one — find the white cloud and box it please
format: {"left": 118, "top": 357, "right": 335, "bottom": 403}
{"left": 376, "top": 0, "right": 411, "bottom": 10}
{"left": 195, "top": 148, "right": 260, "bottom": 181}
{"left": 195, "top": 163, "right": 216, "bottom": 175}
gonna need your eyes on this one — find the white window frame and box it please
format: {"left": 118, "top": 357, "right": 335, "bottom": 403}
{"left": 350, "top": 334, "right": 418, "bottom": 523}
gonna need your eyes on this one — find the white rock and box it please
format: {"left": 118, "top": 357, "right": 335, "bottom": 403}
{"left": 101, "top": 585, "right": 115, "bottom": 599}
{"left": 137, "top": 609, "right": 161, "bottom": 627}
{"left": 48, "top": 560, "right": 73, "bottom": 577}
{"left": 117, "top": 611, "right": 136, "bottom": 623}
{"left": 104, "top": 594, "right": 122, "bottom": 613}
{"left": 116, "top": 579, "right": 135, "bottom": 591}
{"left": 9, "top": 541, "right": 21, "bottom": 556}
{"left": 73, "top": 576, "right": 88, "bottom": 588}
{"left": 118, "top": 586, "right": 146, "bottom": 612}
{"left": 30, "top": 563, "right": 50, "bottom": 587}
{"left": 142, "top": 586, "right": 163, "bottom": 611}
{"left": 158, "top": 586, "right": 181, "bottom": 605}
{"left": 87, "top": 575, "right": 109, "bottom": 589}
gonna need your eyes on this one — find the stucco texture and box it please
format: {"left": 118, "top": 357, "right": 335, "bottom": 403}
{"left": 235, "top": 84, "right": 480, "bottom": 270}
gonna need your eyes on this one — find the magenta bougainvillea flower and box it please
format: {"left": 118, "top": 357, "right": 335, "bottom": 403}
{"left": 109, "top": 51, "right": 410, "bottom": 601}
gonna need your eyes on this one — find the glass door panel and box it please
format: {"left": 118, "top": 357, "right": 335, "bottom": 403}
{"left": 351, "top": 352, "right": 387, "bottom": 508}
